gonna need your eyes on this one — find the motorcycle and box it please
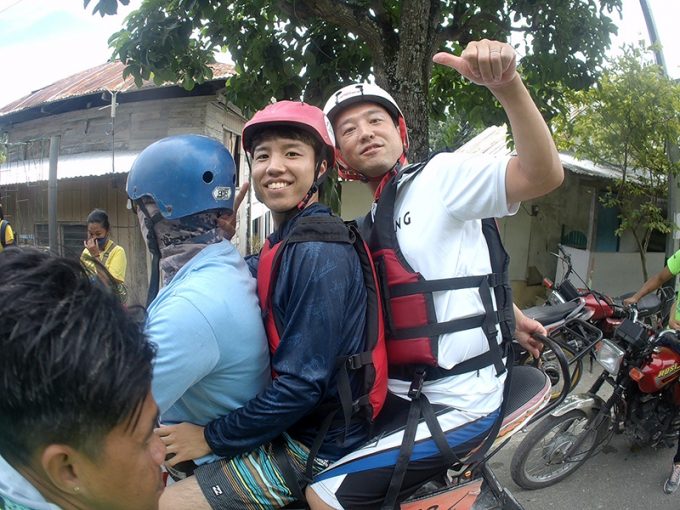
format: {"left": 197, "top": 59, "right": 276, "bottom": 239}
{"left": 518, "top": 245, "right": 673, "bottom": 398}
{"left": 510, "top": 308, "right": 680, "bottom": 490}
{"left": 543, "top": 245, "right": 673, "bottom": 336}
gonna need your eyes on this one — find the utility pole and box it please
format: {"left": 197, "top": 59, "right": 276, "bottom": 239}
{"left": 48, "top": 136, "right": 60, "bottom": 255}
{"left": 639, "top": 0, "right": 679, "bottom": 287}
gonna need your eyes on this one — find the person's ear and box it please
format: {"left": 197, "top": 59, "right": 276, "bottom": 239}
{"left": 318, "top": 160, "right": 328, "bottom": 179}
{"left": 41, "top": 444, "right": 83, "bottom": 494}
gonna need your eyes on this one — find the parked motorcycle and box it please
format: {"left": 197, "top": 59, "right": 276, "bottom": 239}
{"left": 543, "top": 245, "right": 673, "bottom": 335}
{"left": 510, "top": 309, "right": 680, "bottom": 490}
{"left": 519, "top": 245, "right": 674, "bottom": 399}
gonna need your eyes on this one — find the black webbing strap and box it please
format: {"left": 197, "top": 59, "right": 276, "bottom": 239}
{"left": 468, "top": 346, "right": 514, "bottom": 464}
{"left": 478, "top": 278, "right": 506, "bottom": 376}
{"left": 272, "top": 436, "right": 306, "bottom": 502}
{"left": 381, "top": 397, "right": 422, "bottom": 510}
{"left": 335, "top": 357, "right": 355, "bottom": 443}
{"left": 388, "top": 349, "right": 497, "bottom": 381}
{"left": 420, "top": 395, "right": 459, "bottom": 467}
{"left": 389, "top": 273, "right": 505, "bottom": 298}
{"left": 391, "top": 313, "right": 486, "bottom": 340}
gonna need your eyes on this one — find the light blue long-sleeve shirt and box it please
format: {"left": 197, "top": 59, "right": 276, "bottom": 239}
{"left": 147, "top": 240, "right": 270, "bottom": 464}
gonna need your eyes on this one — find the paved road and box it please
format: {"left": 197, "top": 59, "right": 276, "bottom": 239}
{"left": 490, "top": 366, "right": 680, "bottom": 510}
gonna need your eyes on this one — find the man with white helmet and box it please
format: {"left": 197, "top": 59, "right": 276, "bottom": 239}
{"left": 126, "top": 134, "right": 271, "bottom": 475}
{"left": 305, "top": 39, "right": 563, "bottom": 508}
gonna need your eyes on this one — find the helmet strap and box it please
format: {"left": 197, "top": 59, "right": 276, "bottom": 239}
{"left": 373, "top": 154, "right": 407, "bottom": 202}
{"left": 296, "top": 159, "right": 326, "bottom": 211}
{"left": 136, "top": 200, "right": 164, "bottom": 305}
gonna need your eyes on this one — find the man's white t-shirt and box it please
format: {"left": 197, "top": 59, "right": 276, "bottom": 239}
{"left": 385, "top": 152, "right": 518, "bottom": 415}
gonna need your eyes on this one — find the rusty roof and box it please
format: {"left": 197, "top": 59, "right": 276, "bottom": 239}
{"left": 0, "top": 61, "right": 235, "bottom": 117}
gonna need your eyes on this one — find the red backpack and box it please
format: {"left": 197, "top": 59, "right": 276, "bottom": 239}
{"left": 257, "top": 213, "right": 388, "bottom": 426}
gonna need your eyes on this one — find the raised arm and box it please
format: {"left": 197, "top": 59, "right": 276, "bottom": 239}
{"left": 433, "top": 39, "right": 563, "bottom": 204}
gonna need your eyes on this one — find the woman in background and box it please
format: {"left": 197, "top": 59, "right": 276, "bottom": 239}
{"left": 81, "top": 208, "right": 128, "bottom": 302}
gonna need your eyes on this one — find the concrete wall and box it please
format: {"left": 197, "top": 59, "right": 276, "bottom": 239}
{"left": 556, "top": 245, "right": 666, "bottom": 298}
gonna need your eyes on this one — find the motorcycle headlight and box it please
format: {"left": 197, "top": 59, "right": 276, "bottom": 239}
{"left": 595, "top": 338, "right": 625, "bottom": 375}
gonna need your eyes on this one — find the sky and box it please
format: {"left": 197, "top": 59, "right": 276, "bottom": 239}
{"left": 0, "top": 0, "right": 678, "bottom": 109}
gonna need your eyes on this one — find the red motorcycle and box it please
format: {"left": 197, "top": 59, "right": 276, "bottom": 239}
{"left": 510, "top": 308, "right": 680, "bottom": 489}
{"left": 520, "top": 246, "right": 673, "bottom": 398}
{"left": 542, "top": 245, "right": 673, "bottom": 336}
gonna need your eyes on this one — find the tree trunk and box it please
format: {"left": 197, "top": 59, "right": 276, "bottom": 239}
{"left": 381, "top": 0, "right": 441, "bottom": 162}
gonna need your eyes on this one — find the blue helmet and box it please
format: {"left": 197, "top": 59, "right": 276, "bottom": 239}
{"left": 126, "top": 134, "right": 236, "bottom": 219}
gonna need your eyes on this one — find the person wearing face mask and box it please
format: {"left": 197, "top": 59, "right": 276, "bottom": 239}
{"left": 126, "top": 134, "right": 270, "bottom": 482}
{"left": 80, "top": 208, "right": 127, "bottom": 301}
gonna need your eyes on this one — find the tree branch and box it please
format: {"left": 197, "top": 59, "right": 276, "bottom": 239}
{"left": 281, "top": 0, "right": 386, "bottom": 68}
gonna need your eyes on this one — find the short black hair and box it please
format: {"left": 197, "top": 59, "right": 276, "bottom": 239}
{"left": 250, "top": 126, "right": 332, "bottom": 166}
{"left": 0, "top": 204, "right": 4, "bottom": 220}
{"left": 0, "top": 248, "right": 156, "bottom": 466}
{"left": 87, "top": 208, "right": 110, "bottom": 231}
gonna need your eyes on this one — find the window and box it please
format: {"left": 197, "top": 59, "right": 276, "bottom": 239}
{"left": 34, "top": 223, "right": 87, "bottom": 257}
{"left": 62, "top": 224, "right": 87, "bottom": 258}
{"left": 35, "top": 223, "right": 48, "bottom": 248}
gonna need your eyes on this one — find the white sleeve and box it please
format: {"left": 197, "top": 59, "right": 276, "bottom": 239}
{"left": 424, "top": 152, "right": 518, "bottom": 220}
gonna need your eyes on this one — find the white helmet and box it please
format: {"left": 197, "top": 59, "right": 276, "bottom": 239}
{"left": 323, "top": 83, "right": 409, "bottom": 181}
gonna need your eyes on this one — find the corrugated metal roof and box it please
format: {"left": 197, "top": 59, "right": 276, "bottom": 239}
{"left": 456, "top": 125, "right": 513, "bottom": 157}
{"left": 0, "top": 150, "right": 139, "bottom": 186}
{"left": 0, "top": 61, "right": 235, "bottom": 118}
{"left": 455, "top": 125, "right": 624, "bottom": 181}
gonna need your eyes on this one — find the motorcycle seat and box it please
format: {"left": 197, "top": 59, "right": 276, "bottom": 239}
{"left": 656, "top": 330, "right": 680, "bottom": 355}
{"left": 369, "top": 365, "right": 550, "bottom": 441}
{"left": 496, "top": 365, "right": 551, "bottom": 440}
{"left": 615, "top": 292, "right": 662, "bottom": 317}
{"left": 522, "top": 300, "right": 581, "bottom": 326}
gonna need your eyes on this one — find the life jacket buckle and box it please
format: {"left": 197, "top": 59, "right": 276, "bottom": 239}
{"left": 347, "top": 353, "right": 363, "bottom": 370}
{"left": 408, "top": 367, "right": 426, "bottom": 400}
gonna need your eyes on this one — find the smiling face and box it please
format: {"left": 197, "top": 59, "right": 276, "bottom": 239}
{"left": 74, "top": 391, "right": 165, "bottom": 510}
{"left": 251, "top": 134, "right": 327, "bottom": 225}
{"left": 333, "top": 102, "right": 404, "bottom": 180}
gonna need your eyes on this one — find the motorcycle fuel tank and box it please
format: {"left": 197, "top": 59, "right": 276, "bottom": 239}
{"left": 636, "top": 346, "right": 680, "bottom": 393}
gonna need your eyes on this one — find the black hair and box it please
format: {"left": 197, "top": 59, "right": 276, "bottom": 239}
{"left": 250, "top": 126, "right": 332, "bottom": 166}
{"left": 86, "top": 208, "right": 110, "bottom": 231}
{"left": 0, "top": 205, "right": 4, "bottom": 221}
{"left": 0, "top": 248, "right": 156, "bottom": 466}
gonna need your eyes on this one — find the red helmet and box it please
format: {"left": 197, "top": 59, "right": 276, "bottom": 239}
{"left": 242, "top": 101, "right": 336, "bottom": 167}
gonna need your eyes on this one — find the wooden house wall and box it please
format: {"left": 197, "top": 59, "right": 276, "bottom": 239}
{"left": 1, "top": 92, "right": 248, "bottom": 305}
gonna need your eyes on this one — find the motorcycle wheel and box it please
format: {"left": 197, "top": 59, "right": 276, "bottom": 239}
{"left": 510, "top": 409, "right": 598, "bottom": 490}
{"left": 520, "top": 341, "right": 582, "bottom": 401}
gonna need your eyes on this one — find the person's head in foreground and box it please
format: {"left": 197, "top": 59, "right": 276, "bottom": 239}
{"left": 0, "top": 248, "right": 163, "bottom": 510}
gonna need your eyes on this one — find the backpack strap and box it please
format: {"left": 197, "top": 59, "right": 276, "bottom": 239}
{"left": 0, "top": 220, "right": 7, "bottom": 248}
{"left": 100, "top": 240, "right": 116, "bottom": 266}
